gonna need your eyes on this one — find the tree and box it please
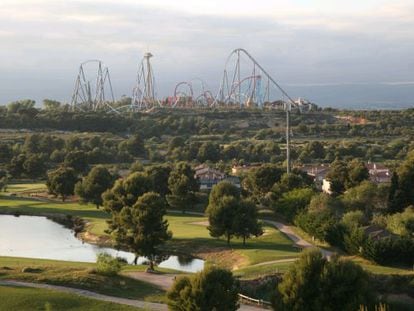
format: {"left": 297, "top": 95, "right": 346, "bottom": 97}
{"left": 197, "top": 142, "right": 221, "bottom": 162}
{"left": 8, "top": 154, "right": 26, "bottom": 178}
{"left": 0, "top": 176, "right": 8, "bottom": 192}
{"left": 347, "top": 159, "right": 369, "bottom": 188}
{"left": 46, "top": 166, "right": 78, "bottom": 201}
{"left": 167, "top": 267, "right": 240, "bottom": 311}
{"left": 233, "top": 200, "right": 263, "bottom": 245}
{"left": 167, "top": 162, "right": 199, "bottom": 213}
{"left": 243, "top": 164, "right": 284, "bottom": 202}
{"left": 7, "top": 99, "right": 36, "bottom": 114}
{"left": 342, "top": 181, "right": 388, "bottom": 215}
{"left": 75, "top": 166, "right": 114, "bottom": 208}
{"left": 103, "top": 171, "right": 151, "bottom": 212}
{"left": 386, "top": 206, "right": 414, "bottom": 236}
{"left": 206, "top": 195, "right": 239, "bottom": 244}
{"left": 107, "top": 192, "right": 171, "bottom": 269}
{"left": 206, "top": 182, "right": 262, "bottom": 245}
{"left": 146, "top": 165, "right": 171, "bottom": 196}
{"left": 273, "top": 248, "right": 374, "bottom": 311}
{"left": 119, "top": 134, "right": 146, "bottom": 157}
{"left": 208, "top": 181, "right": 240, "bottom": 206}
{"left": 326, "top": 159, "right": 349, "bottom": 196}
{"left": 64, "top": 150, "right": 89, "bottom": 174}
{"left": 43, "top": 99, "right": 61, "bottom": 111}
{"left": 388, "top": 151, "right": 414, "bottom": 213}
{"left": 23, "top": 154, "right": 47, "bottom": 179}
{"left": 274, "top": 188, "right": 315, "bottom": 222}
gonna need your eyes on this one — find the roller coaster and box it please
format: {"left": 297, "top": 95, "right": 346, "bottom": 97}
{"left": 70, "top": 48, "right": 317, "bottom": 173}
{"left": 70, "top": 48, "right": 316, "bottom": 113}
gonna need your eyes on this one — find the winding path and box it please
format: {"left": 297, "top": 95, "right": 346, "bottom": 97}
{"left": 0, "top": 280, "right": 167, "bottom": 311}
{"left": 169, "top": 210, "right": 334, "bottom": 257}
{"left": 262, "top": 219, "right": 334, "bottom": 258}
{"left": 0, "top": 280, "right": 266, "bottom": 311}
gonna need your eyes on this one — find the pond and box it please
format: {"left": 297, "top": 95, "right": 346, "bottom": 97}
{"left": 0, "top": 215, "right": 204, "bottom": 273}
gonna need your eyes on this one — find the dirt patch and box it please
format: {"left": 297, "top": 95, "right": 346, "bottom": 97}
{"left": 196, "top": 246, "right": 248, "bottom": 270}
{"left": 79, "top": 228, "right": 112, "bottom": 247}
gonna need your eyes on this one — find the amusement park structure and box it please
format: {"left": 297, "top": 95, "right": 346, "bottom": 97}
{"left": 131, "top": 52, "right": 160, "bottom": 110}
{"left": 70, "top": 49, "right": 317, "bottom": 173}
{"left": 70, "top": 60, "right": 116, "bottom": 112}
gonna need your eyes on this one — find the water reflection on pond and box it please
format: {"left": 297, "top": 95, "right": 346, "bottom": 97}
{"left": 0, "top": 215, "right": 204, "bottom": 273}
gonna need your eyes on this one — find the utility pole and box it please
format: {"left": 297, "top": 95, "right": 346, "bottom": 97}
{"left": 286, "top": 103, "right": 291, "bottom": 174}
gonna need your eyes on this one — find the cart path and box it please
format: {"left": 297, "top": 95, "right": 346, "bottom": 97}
{"left": 0, "top": 280, "right": 266, "bottom": 311}
{"left": 124, "top": 271, "right": 176, "bottom": 290}
{"left": 263, "top": 219, "right": 334, "bottom": 258}
{"left": 0, "top": 280, "right": 167, "bottom": 310}
{"left": 169, "top": 210, "right": 334, "bottom": 258}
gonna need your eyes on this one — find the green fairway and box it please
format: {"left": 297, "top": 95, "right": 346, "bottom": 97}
{"left": 166, "top": 212, "right": 299, "bottom": 268}
{"left": 5, "top": 183, "right": 412, "bottom": 277}
{"left": 4, "top": 182, "right": 48, "bottom": 193}
{"left": 0, "top": 186, "right": 300, "bottom": 270}
{"left": 0, "top": 257, "right": 166, "bottom": 303}
{"left": 0, "top": 285, "right": 143, "bottom": 311}
{"left": 0, "top": 194, "right": 109, "bottom": 237}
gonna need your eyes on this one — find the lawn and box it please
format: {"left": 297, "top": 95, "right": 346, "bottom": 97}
{"left": 233, "top": 261, "right": 293, "bottom": 279}
{"left": 4, "top": 182, "right": 47, "bottom": 193}
{"left": 166, "top": 211, "right": 299, "bottom": 269}
{"left": 1, "top": 183, "right": 414, "bottom": 282}
{"left": 0, "top": 194, "right": 109, "bottom": 237}
{"left": 349, "top": 257, "right": 414, "bottom": 275}
{"left": 0, "top": 185, "right": 301, "bottom": 270}
{"left": 0, "top": 257, "right": 166, "bottom": 303}
{"left": 0, "top": 285, "right": 143, "bottom": 311}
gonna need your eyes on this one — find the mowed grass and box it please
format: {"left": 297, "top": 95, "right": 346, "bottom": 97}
{"left": 4, "top": 182, "right": 48, "bottom": 193}
{"left": 0, "top": 183, "right": 300, "bottom": 269}
{"left": 0, "top": 257, "right": 166, "bottom": 303}
{"left": 166, "top": 212, "right": 299, "bottom": 268}
{"left": 233, "top": 261, "right": 294, "bottom": 279}
{"left": 349, "top": 257, "right": 414, "bottom": 275}
{"left": 0, "top": 285, "right": 143, "bottom": 311}
{"left": 0, "top": 194, "right": 109, "bottom": 237}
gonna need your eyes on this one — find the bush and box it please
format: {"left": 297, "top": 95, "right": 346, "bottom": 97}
{"left": 96, "top": 253, "right": 123, "bottom": 276}
{"left": 362, "top": 236, "right": 414, "bottom": 266}
{"left": 273, "top": 249, "right": 375, "bottom": 311}
{"left": 167, "top": 266, "right": 240, "bottom": 311}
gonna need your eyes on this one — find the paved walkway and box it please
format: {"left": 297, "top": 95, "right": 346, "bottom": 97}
{"left": 263, "top": 220, "right": 333, "bottom": 258}
{"left": 125, "top": 272, "right": 176, "bottom": 290}
{"left": 0, "top": 280, "right": 266, "bottom": 311}
{"left": 0, "top": 280, "right": 167, "bottom": 311}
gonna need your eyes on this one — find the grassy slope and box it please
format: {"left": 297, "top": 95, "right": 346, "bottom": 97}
{"left": 0, "top": 285, "right": 143, "bottom": 311}
{"left": 0, "top": 257, "right": 166, "bottom": 303}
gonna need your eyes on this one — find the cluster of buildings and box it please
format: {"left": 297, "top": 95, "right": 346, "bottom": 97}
{"left": 300, "top": 162, "right": 391, "bottom": 194}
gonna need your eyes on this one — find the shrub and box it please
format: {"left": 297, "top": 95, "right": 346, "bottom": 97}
{"left": 167, "top": 266, "right": 240, "bottom": 311}
{"left": 96, "top": 253, "right": 123, "bottom": 276}
{"left": 362, "top": 236, "right": 414, "bottom": 266}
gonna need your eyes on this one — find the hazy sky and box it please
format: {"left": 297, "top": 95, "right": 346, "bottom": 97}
{"left": 1, "top": 0, "right": 414, "bottom": 108}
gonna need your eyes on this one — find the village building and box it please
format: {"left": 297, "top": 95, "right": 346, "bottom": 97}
{"left": 195, "top": 164, "right": 240, "bottom": 190}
